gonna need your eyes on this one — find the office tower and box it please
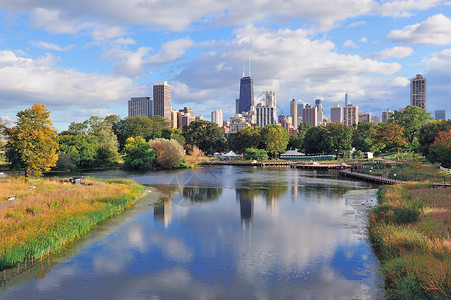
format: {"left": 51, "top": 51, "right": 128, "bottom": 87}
{"left": 153, "top": 81, "right": 172, "bottom": 119}
{"left": 382, "top": 109, "right": 394, "bottom": 123}
{"left": 128, "top": 97, "right": 153, "bottom": 117}
{"left": 238, "top": 70, "right": 254, "bottom": 114}
{"left": 211, "top": 109, "right": 223, "bottom": 127}
{"left": 435, "top": 110, "right": 446, "bottom": 120}
{"left": 230, "top": 114, "right": 250, "bottom": 133}
{"left": 170, "top": 109, "right": 178, "bottom": 128}
{"left": 343, "top": 104, "right": 359, "bottom": 126}
{"left": 290, "top": 99, "right": 298, "bottom": 129}
{"left": 256, "top": 104, "right": 276, "bottom": 127}
{"left": 297, "top": 102, "right": 305, "bottom": 124}
{"left": 410, "top": 74, "right": 426, "bottom": 110}
{"left": 315, "top": 99, "right": 323, "bottom": 126}
{"left": 302, "top": 104, "right": 317, "bottom": 127}
{"left": 358, "top": 112, "right": 371, "bottom": 123}
{"left": 278, "top": 114, "right": 286, "bottom": 123}
{"left": 266, "top": 91, "right": 276, "bottom": 107}
{"left": 330, "top": 104, "right": 343, "bottom": 123}
{"left": 371, "top": 116, "right": 381, "bottom": 124}
{"left": 280, "top": 116, "right": 292, "bottom": 131}
{"left": 180, "top": 107, "right": 194, "bottom": 116}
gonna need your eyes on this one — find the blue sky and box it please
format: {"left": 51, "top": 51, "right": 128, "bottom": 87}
{"left": 0, "top": 0, "right": 450, "bottom": 131}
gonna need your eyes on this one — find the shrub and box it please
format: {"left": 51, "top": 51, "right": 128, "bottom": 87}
{"left": 149, "top": 138, "right": 185, "bottom": 169}
{"left": 244, "top": 148, "right": 268, "bottom": 160}
{"left": 123, "top": 136, "right": 156, "bottom": 170}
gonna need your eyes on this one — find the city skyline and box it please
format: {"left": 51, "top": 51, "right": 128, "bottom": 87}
{"left": 0, "top": 2, "right": 451, "bottom": 131}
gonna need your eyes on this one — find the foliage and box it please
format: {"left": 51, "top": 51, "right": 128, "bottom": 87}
{"left": 303, "top": 125, "right": 331, "bottom": 154}
{"left": 374, "top": 123, "right": 406, "bottom": 153}
{"left": 261, "top": 124, "right": 289, "bottom": 158}
{"left": 0, "top": 178, "right": 145, "bottom": 269}
{"left": 287, "top": 135, "right": 303, "bottom": 151}
{"left": 430, "top": 130, "right": 451, "bottom": 168}
{"left": 123, "top": 136, "right": 156, "bottom": 170}
{"left": 326, "top": 122, "right": 353, "bottom": 154}
{"left": 5, "top": 104, "right": 59, "bottom": 177}
{"left": 57, "top": 135, "right": 99, "bottom": 169}
{"left": 183, "top": 120, "right": 227, "bottom": 154}
{"left": 353, "top": 122, "right": 381, "bottom": 153}
{"left": 230, "top": 126, "right": 262, "bottom": 154}
{"left": 389, "top": 105, "right": 433, "bottom": 149}
{"left": 244, "top": 147, "right": 268, "bottom": 160}
{"left": 418, "top": 120, "right": 451, "bottom": 163}
{"left": 149, "top": 138, "right": 185, "bottom": 169}
{"left": 185, "top": 146, "right": 205, "bottom": 167}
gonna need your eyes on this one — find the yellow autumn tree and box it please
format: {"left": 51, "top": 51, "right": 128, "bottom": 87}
{"left": 5, "top": 104, "right": 59, "bottom": 177}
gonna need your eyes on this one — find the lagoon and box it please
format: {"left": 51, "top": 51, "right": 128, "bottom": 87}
{"left": 2, "top": 166, "right": 383, "bottom": 299}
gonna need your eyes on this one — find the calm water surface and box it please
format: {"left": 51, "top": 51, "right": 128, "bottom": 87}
{"left": 2, "top": 166, "right": 383, "bottom": 299}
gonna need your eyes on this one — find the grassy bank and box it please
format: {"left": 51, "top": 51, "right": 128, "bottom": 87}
{"left": 0, "top": 177, "right": 146, "bottom": 269}
{"left": 369, "top": 183, "right": 451, "bottom": 299}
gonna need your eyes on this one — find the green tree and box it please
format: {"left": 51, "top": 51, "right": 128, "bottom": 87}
{"left": 5, "top": 104, "right": 59, "bottom": 177}
{"left": 390, "top": 105, "right": 433, "bottom": 149}
{"left": 352, "top": 122, "right": 381, "bottom": 153}
{"left": 123, "top": 136, "right": 156, "bottom": 170}
{"left": 183, "top": 120, "right": 227, "bottom": 154}
{"left": 326, "top": 122, "right": 353, "bottom": 154}
{"left": 231, "top": 126, "right": 262, "bottom": 154}
{"left": 418, "top": 120, "right": 451, "bottom": 163}
{"left": 287, "top": 135, "right": 303, "bottom": 151}
{"left": 374, "top": 124, "right": 406, "bottom": 154}
{"left": 244, "top": 148, "right": 268, "bottom": 160}
{"left": 261, "top": 124, "right": 289, "bottom": 158}
{"left": 303, "top": 125, "right": 331, "bottom": 155}
{"left": 149, "top": 138, "right": 185, "bottom": 169}
{"left": 57, "top": 135, "right": 99, "bottom": 169}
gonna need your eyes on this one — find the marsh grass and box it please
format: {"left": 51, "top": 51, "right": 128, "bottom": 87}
{"left": 0, "top": 177, "right": 145, "bottom": 269}
{"left": 370, "top": 183, "right": 451, "bottom": 298}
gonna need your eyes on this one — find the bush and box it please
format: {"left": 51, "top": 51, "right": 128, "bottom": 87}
{"left": 244, "top": 148, "right": 268, "bottom": 160}
{"left": 149, "top": 138, "right": 185, "bottom": 169}
{"left": 123, "top": 136, "right": 156, "bottom": 170}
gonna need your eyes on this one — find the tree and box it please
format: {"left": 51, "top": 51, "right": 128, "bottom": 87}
{"left": 303, "top": 125, "right": 331, "bottom": 155}
{"left": 389, "top": 105, "right": 433, "bottom": 149}
{"left": 57, "top": 135, "right": 98, "bottom": 169}
{"left": 292, "top": 122, "right": 311, "bottom": 152}
{"left": 230, "top": 126, "right": 262, "bottom": 154}
{"left": 244, "top": 148, "right": 268, "bottom": 160}
{"left": 123, "top": 136, "right": 156, "bottom": 170}
{"left": 261, "top": 124, "right": 289, "bottom": 158}
{"left": 352, "top": 122, "right": 381, "bottom": 153}
{"left": 149, "top": 138, "right": 185, "bottom": 169}
{"left": 326, "top": 122, "right": 353, "bottom": 154}
{"left": 183, "top": 120, "right": 227, "bottom": 154}
{"left": 5, "top": 104, "right": 59, "bottom": 177}
{"left": 418, "top": 120, "right": 451, "bottom": 163}
{"left": 430, "top": 130, "right": 451, "bottom": 168}
{"left": 374, "top": 124, "right": 406, "bottom": 154}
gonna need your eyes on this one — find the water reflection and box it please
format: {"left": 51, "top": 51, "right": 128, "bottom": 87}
{"left": 3, "top": 167, "right": 383, "bottom": 299}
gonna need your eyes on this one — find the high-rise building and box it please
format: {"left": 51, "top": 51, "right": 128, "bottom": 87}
{"left": 211, "top": 109, "right": 223, "bottom": 127}
{"left": 153, "top": 81, "right": 172, "bottom": 119}
{"left": 297, "top": 102, "right": 305, "bottom": 124}
{"left": 410, "top": 74, "right": 426, "bottom": 110}
{"left": 358, "top": 112, "right": 371, "bottom": 123}
{"left": 238, "top": 75, "right": 254, "bottom": 114}
{"left": 256, "top": 104, "right": 276, "bottom": 127}
{"left": 315, "top": 99, "right": 323, "bottom": 126}
{"left": 330, "top": 104, "right": 343, "bottom": 123}
{"left": 382, "top": 109, "right": 394, "bottom": 123}
{"left": 343, "top": 104, "right": 359, "bottom": 126}
{"left": 265, "top": 91, "right": 277, "bottom": 121}
{"left": 235, "top": 99, "right": 240, "bottom": 114}
{"left": 435, "top": 110, "right": 446, "bottom": 120}
{"left": 302, "top": 104, "right": 317, "bottom": 127}
{"left": 371, "top": 116, "right": 381, "bottom": 124}
{"left": 128, "top": 97, "right": 153, "bottom": 117}
{"left": 290, "top": 99, "right": 297, "bottom": 129}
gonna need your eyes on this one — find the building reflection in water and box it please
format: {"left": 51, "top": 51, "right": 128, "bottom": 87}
{"left": 154, "top": 199, "right": 172, "bottom": 228}
{"left": 236, "top": 189, "right": 254, "bottom": 230}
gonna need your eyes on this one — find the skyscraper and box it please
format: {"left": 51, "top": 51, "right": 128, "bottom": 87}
{"left": 382, "top": 109, "right": 394, "bottom": 123}
{"left": 290, "top": 99, "right": 297, "bottom": 129}
{"left": 358, "top": 112, "right": 371, "bottom": 123}
{"left": 238, "top": 75, "right": 254, "bottom": 114}
{"left": 330, "top": 104, "right": 343, "bottom": 123}
{"left": 435, "top": 110, "right": 446, "bottom": 121}
{"left": 153, "top": 81, "right": 172, "bottom": 119}
{"left": 211, "top": 109, "right": 223, "bottom": 127}
{"left": 302, "top": 104, "right": 317, "bottom": 127}
{"left": 410, "top": 74, "right": 426, "bottom": 110}
{"left": 128, "top": 97, "right": 153, "bottom": 117}
{"left": 343, "top": 104, "right": 359, "bottom": 126}
{"left": 315, "top": 99, "right": 323, "bottom": 126}
{"left": 265, "top": 91, "right": 277, "bottom": 121}
{"left": 256, "top": 104, "right": 275, "bottom": 127}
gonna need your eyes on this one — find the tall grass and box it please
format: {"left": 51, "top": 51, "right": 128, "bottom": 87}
{"left": 0, "top": 178, "right": 145, "bottom": 269}
{"left": 369, "top": 183, "right": 451, "bottom": 298}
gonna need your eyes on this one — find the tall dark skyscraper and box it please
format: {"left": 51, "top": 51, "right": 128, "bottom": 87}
{"left": 238, "top": 74, "right": 254, "bottom": 114}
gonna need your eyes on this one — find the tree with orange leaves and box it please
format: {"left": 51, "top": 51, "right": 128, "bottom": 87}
{"left": 430, "top": 130, "right": 451, "bottom": 168}
{"left": 5, "top": 104, "right": 59, "bottom": 177}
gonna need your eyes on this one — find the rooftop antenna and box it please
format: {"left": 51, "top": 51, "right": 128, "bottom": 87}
{"left": 249, "top": 58, "right": 251, "bottom": 77}
{"left": 242, "top": 58, "right": 245, "bottom": 77}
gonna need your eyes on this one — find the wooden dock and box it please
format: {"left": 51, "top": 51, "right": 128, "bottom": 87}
{"left": 202, "top": 161, "right": 293, "bottom": 167}
{"left": 338, "top": 170, "right": 405, "bottom": 185}
{"left": 292, "top": 163, "right": 351, "bottom": 170}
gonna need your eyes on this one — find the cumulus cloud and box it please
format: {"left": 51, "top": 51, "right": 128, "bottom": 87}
{"left": 343, "top": 40, "right": 358, "bottom": 48}
{"left": 347, "top": 21, "right": 367, "bottom": 28}
{"left": 387, "top": 14, "right": 451, "bottom": 45}
{"left": 31, "top": 41, "right": 75, "bottom": 51}
{"left": 375, "top": 0, "right": 443, "bottom": 18}
{"left": 370, "top": 46, "right": 414, "bottom": 59}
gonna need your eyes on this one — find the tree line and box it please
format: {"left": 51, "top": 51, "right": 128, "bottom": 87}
{"left": 1, "top": 104, "right": 450, "bottom": 177}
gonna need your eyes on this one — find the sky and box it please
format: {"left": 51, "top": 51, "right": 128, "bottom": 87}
{"left": 0, "top": 0, "right": 450, "bottom": 131}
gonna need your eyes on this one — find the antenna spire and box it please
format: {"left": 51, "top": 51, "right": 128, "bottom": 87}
{"left": 242, "top": 58, "right": 245, "bottom": 77}
{"left": 249, "top": 58, "right": 251, "bottom": 77}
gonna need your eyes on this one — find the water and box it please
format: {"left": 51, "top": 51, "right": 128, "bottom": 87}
{"left": 1, "top": 166, "right": 383, "bottom": 299}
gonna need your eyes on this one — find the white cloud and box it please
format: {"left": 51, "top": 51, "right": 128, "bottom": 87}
{"left": 387, "top": 14, "right": 451, "bottom": 45}
{"left": 370, "top": 46, "right": 414, "bottom": 59}
{"left": 343, "top": 40, "right": 358, "bottom": 48}
{"left": 347, "top": 21, "right": 367, "bottom": 28}
{"left": 31, "top": 41, "right": 75, "bottom": 51}
{"left": 359, "top": 37, "right": 368, "bottom": 43}
{"left": 31, "top": 8, "right": 88, "bottom": 34}
{"left": 375, "top": 0, "right": 443, "bottom": 18}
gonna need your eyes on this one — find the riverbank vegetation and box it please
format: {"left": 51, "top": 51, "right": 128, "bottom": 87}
{"left": 369, "top": 183, "right": 451, "bottom": 299}
{"left": 0, "top": 177, "right": 145, "bottom": 269}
